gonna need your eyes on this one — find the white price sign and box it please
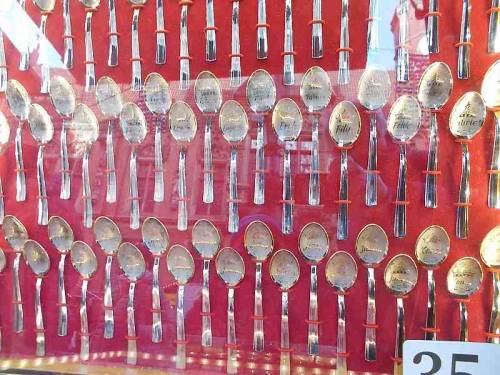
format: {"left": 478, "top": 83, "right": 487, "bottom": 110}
{"left": 403, "top": 340, "right": 500, "bottom": 375}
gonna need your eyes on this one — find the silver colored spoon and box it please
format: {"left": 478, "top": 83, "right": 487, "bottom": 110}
{"left": 48, "top": 216, "right": 74, "bottom": 337}
{"left": 32, "top": 0, "right": 56, "bottom": 93}
{"left": 93, "top": 216, "right": 122, "bottom": 339}
{"left": 192, "top": 219, "right": 220, "bottom": 347}
{"left": 396, "top": 0, "right": 409, "bottom": 82}
{"left": 79, "top": 1, "right": 100, "bottom": 91}
{"left": 0, "top": 27, "right": 7, "bottom": 92}
{"left": 155, "top": 0, "right": 166, "bottom": 64}
{"left": 0, "top": 111, "right": 10, "bottom": 223}
{"left": 299, "top": 222, "right": 329, "bottom": 356}
{"left": 367, "top": 0, "right": 380, "bottom": 53}
{"left": 167, "top": 244, "right": 194, "bottom": 370}
{"left": 17, "top": 0, "right": 30, "bottom": 71}
{"left": 205, "top": 0, "right": 216, "bottom": 60}
{"left": 256, "top": 0, "right": 268, "bottom": 59}
{"left": 282, "top": 0, "right": 294, "bottom": 85}
{"left": 489, "top": 0, "right": 500, "bottom": 53}
{"left": 62, "top": 0, "right": 73, "bottom": 69}
{"left": 128, "top": 0, "right": 147, "bottom": 90}
{"left": 457, "top": 0, "right": 471, "bottom": 79}
{"left": 311, "top": 0, "right": 323, "bottom": 58}
{"left": 338, "top": 0, "right": 350, "bottom": 84}
{"left": 117, "top": 242, "right": 146, "bottom": 365}
{"left": 427, "top": 0, "right": 439, "bottom": 54}
{"left": 179, "top": 0, "right": 190, "bottom": 89}
{"left": 229, "top": 0, "right": 242, "bottom": 87}
{"left": 70, "top": 241, "right": 98, "bottom": 360}
{"left": 142, "top": 217, "right": 169, "bottom": 343}
{"left": 106, "top": 0, "right": 118, "bottom": 66}
{"left": 23, "top": 239, "right": 50, "bottom": 357}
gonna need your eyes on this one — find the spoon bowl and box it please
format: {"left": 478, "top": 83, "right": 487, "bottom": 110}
{"left": 142, "top": 217, "right": 169, "bottom": 256}
{"left": 447, "top": 257, "right": 483, "bottom": 298}
{"left": 23, "top": 240, "right": 50, "bottom": 276}
{"left": 300, "top": 66, "right": 332, "bottom": 113}
{"left": 449, "top": 91, "right": 486, "bottom": 140}
{"left": 480, "top": 225, "right": 500, "bottom": 269}
{"left": 358, "top": 67, "right": 391, "bottom": 111}
{"left": 192, "top": 219, "right": 220, "bottom": 259}
{"left": 384, "top": 254, "right": 418, "bottom": 296}
{"left": 272, "top": 98, "right": 303, "bottom": 142}
{"left": 80, "top": 0, "right": 101, "bottom": 9}
{"left": 2, "top": 215, "right": 28, "bottom": 251}
{"left": 216, "top": 247, "right": 245, "bottom": 287}
{"left": 415, "top": 225, "right": 450, "bottom": 268}
{"left": 194, "top": 71, "right": 223, "bottom": 114}
{"left": 326, "top": 251, "right": 358, "bottom": 293}
{"left": 49, "top": 76, "right": 76, "bottom": 117}
{"left": 417, "top": 62, "right": 453, "bottom": 110}
{"left": 93, "top": 216, "right": 121, "bottom": 255}
{"left": 96, "top": 76, "right": 123, "bottom": 118}
{"left": 481, "top": 59, "right": 500, "bottom": 109}
{"left": 120, "top": 103, "right": 147, "bottom": 145}
{"left": 71, "top": 104, "right": 99, "bottom": 146}
{"left": 48, "top": 216, "right": 74, "bottom": 254}
{"left": 143, "top": 73, "right": 172, "bottom": 115}
{"left": 28, "top": 104, "right": 54, "bottom": 145}
{"left": 244, "top": 221, "right": 273, "bottom": 262}
{"left": 167, "top": 245, "right": 195, "bottom": 285}
{"left": 387, "top": 95, "right": 422, "bottom": 142}
{"left": 6, "top": 80, "right": 30, "bottom": 121}
{"left": 33, "top": 0, "right": 56, "bottom": 12}
{"left": 246, "top": 69, "right": 277, "bottom": 113}
{"left": 169, "top": 101, "right": 197, "bottom": 143}
{"left": 299, "top": 222, "right": 329, "bottom": 264}
{"left": 71, "top": 241, "right": 98, "bottom": 278}
{"left": 219, "top": 100, "right": 249, "bottom": 143}
{"left": 328, "top": 101, "right": 361, "bottom": 147}
{"left": 117, "top": 243, "right": 146, "bottom": 282}
{"left": 269, "top": 249, "right": 300, "bottom": 290}
{"left": 355, "top": 224, "right": 388, "bottom": 266}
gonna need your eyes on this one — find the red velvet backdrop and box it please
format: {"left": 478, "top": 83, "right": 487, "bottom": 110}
{"left": 0, "top": 0, "right": 499, "bottom": 374}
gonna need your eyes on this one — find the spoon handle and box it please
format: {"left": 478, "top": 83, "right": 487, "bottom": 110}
{"left": 367, "top": 0, "right": 379, "bottom": 52}
{"left": 458, "top": 0, "right": 471, "bottom": 79}
{"left": 254, "top": 119, "right": 265, "bottom": 205}
{"left": 459, "top": 300, "right": 468, "bottom": 341}
{"left": 337, "top": 149, "right": 349, "bottom": 240}
{"left": 488, "top": 112, "right": 500, "bottom": 208}
{"left": 283, "top": 0, "right": 294, "bottom": 85}
{"left": 80, "top": 279, "right": 90, "bottom": 360}
{"left": 57, "top": 254, "right": 68, "bottom": 337}
{"left": 0, "top": 177, "right": 4, "bottom": 224}
{"left": 338, "top": 0, "right": 350, "bottom": 85}
{"left": 205, "top": 0, "right": 216, "bottom": 61}
{"left": 228, "top": 148, "right": 239, "bottom": 233}
{"left": 154, "top": 120, "right": 164, "bottom": 202}
{"left": 84, "top": 11, "right": 96, "bottom": 92}
{"left": 35, "top": 277, "right": 45, "bottom": 357}
{"left": 487, "top": 273, "right": 500, "bottom": 344}
{"left": 176, "top": 285, "right": 186, "bottom": 369}
{"left": 129, "top": 147, "right": 140, "bottom": 230}
{"left": 394, "top": 144, "right": 407, "bottom": 238}
{"left": 366, "top": 113, "right": 378, "bottom": 206}
{"left": 203, "top": 118, "right": 214, "bottom": 203}
{"left": 126, "top": 282, "right": 137, "bottom": 365}
{"left": 82, "top": 150, "right": 93, "bottom": 229}
{"left": 456, "top": 143, "right": 470, "bottom": 238}
{"left": 36, "top": 146, "right": 48, "bottom": 226}
{"left": 253, "top": 262, "right": 264, "bottom": 352}
{"left": 39, "top": 14, "right": 50, "bottom": 93}
{"left": 60, "top": 121, "right": 70, "bottom": 200}
{"left": 312, "top": 0, "right": 323, "bottom": 58}
{"left": 131, "top": 8, "right": 142, "bottom": 91}
{"left": 107, "top": 0, "right": 119, "bottom": 67}
{"left": 364, "top": 267, "right": 377, "bottom": 361}
{"left": 106, "top": 121, "right": 117, "bottom": 203}
{"left": 425, "top": 112, "right": 439, "bottom": 208}
{"left": 307, "top": 265, "right": 319, "bottom": 356}
{"left": 230, "top": 1, "right": 241, "bottom": 87}
{"left": 337, "top": 294, "right": 347, "bottom": 375}
{"left": 227, "top": 288, "right": 238, "bottom": 374}
{"left": 393, "top": 297, "right": 405, "bottom": 375}
{"left": 280, "top": 291, "right": 290, "bottom": 375}
{"left": 12, "top": 253, "right": 23, "bottom": 333}
{"left": 177, "top": 149, "right": 188, "bottom": 231}
{"left": 424, "top": 269, "right": 437, "bottom": 340}
{"left": 103, "top": 255, "right": 114, "bottom": 339}
{"left": 427, "top": 0, "right": 439, "bottom": 54}
{"left": 396, "top": 0, "right": 409, "bottom": 83}
{"left": 152, "top": 257, "right": 162, "bottom": 343}
{"left": 282, "top": 147, "right": 293, "bottom": 234}
{"left": 257, "top": 0, "right": 268, "bottom": 59}
{"left": 489, "top": 0, "right": 500, "bottom": 53}
{"left": 201, "top": 259, "right": 212, "bottom": 347}
{"left": 179, "top": 4, "right": 190, "bottom": 89}
{"left": 309, "top": 117, "right": 320, "bottom": 206}
{"left": 156, "top": 0, "right": 166, "bottom": 64}
{"left": 62, "top": 0, "right": 73, "bottom": 69}
{"left": 15, "top": 124, "right": 26, "bottom": 202}
{"left": 0, "top": 29, "right": 7, "bottom": 92}
{"left": 18, "top": 0, "right": 29, "bottom": 71}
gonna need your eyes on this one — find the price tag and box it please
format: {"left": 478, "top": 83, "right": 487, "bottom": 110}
{"left": 403, "top": 340, "right": 500, "bottom": 375}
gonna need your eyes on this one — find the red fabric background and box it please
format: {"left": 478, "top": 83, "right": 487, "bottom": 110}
{"left": 0, "top": 0, "right": 499, "bottom": 373}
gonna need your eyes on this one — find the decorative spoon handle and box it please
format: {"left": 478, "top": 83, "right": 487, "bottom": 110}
{"left": 337, "top": 294, "right": 347, "bottom": 374}
{"left": 459, "top": 300, "right": 468, "bottom": 341}
{"left": 80, "top": 279, "right": 90, "bottom": 360}
{"left": 338, "top": 0, "right": 350, "bottom": 85}
{"left": 394, "top": 297, "right": 405, "bottom": 375}
{"left": 337, "top": 149, "right": 349, "bottom": 240}
{"left": 176, "top": 285, "right": 186, "bottom": 369}
{"left": 457, "top": 0, "right": 471, "bottom": 79}
{"left": 35, "top": 278, "right": 45, "bottom": 357}
{"left": 394, "top": 144, "right": 407, "bottom": 238}
{"left": 84, "top": 11, "right": 96, "bottom": 92}
{"left": 488, "top": 113, "right": 500, "bottom": 208}
{"left": 39, "top": 14, "right": 50, "bottom": 93}
{"left": 280, "top": 291, "right": 290, "bottom": 375}
{"left": 106, "top": 121, "right": 117, "bottom": 203}
{"left": 427, "top": 0, "right": 439, "bottom": 54}
{"left": 396, "top": 0, "right": 409, "bottom": 83}
{"left": 309, "top": 117, "right": 320, "bottom": 206}
{"left": 205, "top": 0, "right": 216, "bottom": 61}
{"left": 203, "top": 118, "right": 214, "bottom": 203}
{"left": 12, "top": 253, "right": 23, "bottom": 333}
{"left": 257, "top": 0, "right": 268, "bottom": 59}
{"left": 488, "top": 0, "right": 500, "bottom": 53}
{"left": 367, "top": 0, "right": 379, "bottom": 52}
{"left": 424, "top": 269, "right": 437, "bottom": 340}
{"left": 227, "top": 288, "right": 237, "bottom": 374}
{"left": 253, "top": 262, "right": 264, "bottom": 352}
{"left": 18, "top": 0, "right": 29, "bottom": 71}
{"left": 152, "top": 257, "right": 162, "bottom": 343}
{"left": 82, "top": 149, "right": 93, "bottom": 229}
{"left": 131, "top": 8, "right": 142, "bottom": 90}
{"left": 283, "top": 0, "right": 294, "bottom": 85}
{"left": 126, "top": 282, "right": 137, "bottom": 365}
{"left": 230, "top": 1, "right": 241, "bottom": 87}
{"left": 107, "top": 0, "right": 118, "bottom": 66}
{"left": 311, "top": 0, "right": 323, "bottom": 58}
{"left": 179, "top": 4, "right": 190, "bottom": 89}
{"left": 15, "top": 125, "right": 26, "bottom": 202}
{"left": 0, "top": 29, "right": 7, "bottom": 92}
{"left": 254, "top": 119, "right": 265, "bottom": 205}
{"left": 103, "top": 255, "right": 114, "bottom": 339}
{"left": 365, "top": 267, "right": 377, "bottom": 361}
{"left": 228, "top": 148, "right": 239, "bottom": 233}
{"left": 366, "top": 113, "right": 378, "bottom": 206}
{"left": 154, "top": 120, "right": 164, "bottom": 202}
{"left": 36, "top": 146, "right": 48, "bottom": 225}
{"left": 456, "top": 143, "right": 470, "bottom": 238}
{"left": 155, "top": 0, "right": 166, "bottom": 64}
{"left": 129, "top": 147, "right": 140, "bottom": 230}
{"left": 57, "top": 253, "right": 68, "bottom": 337}
{"left": 307, "top": 265, "right": 319, "bottom": 356}
{"left": 60, "top": 121, "right": 70, "bottom": 199}
{"left": 201, "top": 259, "right": 212, "bottom": 347}
{"left": 424, "top": 112, "right": 439, "bottom": 208}
{"left": 177, "top": 149, "right": 188, "bottom": 231}
{"left": 487, "top": 273, "right": 500, "bottom": 344}
{"left": 282, "top": 148, "right": 293, "bottom": 234}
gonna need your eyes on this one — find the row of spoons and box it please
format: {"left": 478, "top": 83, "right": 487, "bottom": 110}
{"left": 1, "top": 214, "right": 499, "bottom": 372}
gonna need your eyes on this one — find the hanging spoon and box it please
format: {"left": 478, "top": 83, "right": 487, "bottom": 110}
{"left": 79, "top": 1, "right": 100, "bottom": 91}
{"left": 256, "top": 0, "right": 268, "bottom": 59}
{"left": 128, "top": 0, "right": 147, "bottom": 90}
{"left": 396, "top": 0, "right": 409, "bottom": 82}
{"left": 282, "top": 0, "right": 294, "bottom": 85}
{"left": 489, "top": 0, "right": 500, "bottom": 53}
{"left": 62, "top": 0, "right": 73, "bottom": 68}
{"left": 229, "top": 0, "right": 242, "bottom": 87}
{"left": 0, "top": 111, "right": 10, "bottom": 223}
{"left": 426, "top": 0, "right": 439, "bottom": 54}
{"left": 179, "top": 0, "right": 191, "bottom": 89}
{"left": 338, "top": 0, "right": 351, "bottom": 84}
{"left": 93, "top": 216, "right": 122, "bottom": 339}
{"left": 155, "top": 0, "right": 166, "bottom": 64}
{"left": 0, "top": 27, "right": 7, "bottom": 92}
{"left": 367, "top": 0, "right": 380, "bottom": 53}
{"left": 457, "top": 0, "right": 471, "bottom": 79}
{"left": 32, "top": 0, "right": 56, "bottom": 93}
{"left": 204, "top": 0, "right": 216, "bottom": 60}
{"left": 142, "top": 217, "right": 169, "bottom": 343}
{"left": 311, "top": 0, "right": 323, "bottom": 58}
{"left": 167, "top": 244, "right": 195, "bottom": 369}
{"left": 70, "top": 241, "right": 97, "bottom": 360}
{"left": 106, "top": 0, "right": 118, "bottom": 66}
{"left": 192, "top": 219, "right": 220, "bottom": 347}
{"left": 17, "top": 0, "right": 30, "bottom": 71}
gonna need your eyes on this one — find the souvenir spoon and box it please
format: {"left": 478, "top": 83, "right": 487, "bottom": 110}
{"left": 205, "top": 0, "right": 216, "bottom": 61}
{"left": 415, "top": 225, "right": 450, "bottom": 340}
{"left": 219, "top": 100, "right": 249, "bottom": 233}
{"left": 329, "top": 101, "right": 361, "bottom": 240}
{"left": 449, "top": 92, "right": 486, "bottom": 238}
{"left": 417, "top": 62, "right": 453, "bottom": 209}
{"left": 488, "top": 0, "right": 500, "bottom": 53}
{"left": 246, "top": 69, "right": 277, "bottom": 205}
{"left": 107, "top": 0, "right": 118, "bottom": 66}
{"left": 93, "top": 216, "right": 122, "bottom": 339}
{"left": 0, "top": 111, "right": 10, "bottom": 223}
{"left": 179, "top": 0, "right": 190, "bottom": 89}
{"left": 480, "top": 59, "right": 500, "bottom": 209}
{"left": 192, "top": 219, "right": 220, "bottom": 347}
{"left": 96, "top": 76, "right": 123, "bottom": 203}
{"left": 194, "top": 71, "right": 223, "bottom": 204}
{"left": 33, "top": 0, "right": 55, "bottom": 93}
{"left": 396, "top": 0, "right": 409, "bottom": 82}
{"left": 70, "top": 241, "right": 97, "bottom": 360}
{"left": 427, "top": 0, "right": 439, "bottom": 54}
{"left": 282, "top": 0, "right": 294, "bottom": 85}
{"left": 18, "top": 0, "right": 29, "bottom": 71}
{"left": 272, "top": 99, "right": 303, "bottom": 234}
{"left": 120, "top": 103, "right": 147, "bottom": 229}
{"left": 256, "top": 0, "right": 268, "bottom": 59}
{"left": 300, "top": 66, "right": 332, "bottom": 206}
{"left": 387, "top": 95, "right": 422, "bottom": 237}
{"left": 62, "top": 0, "right": 73, "bottom": 68}
{"left": 338, "top": 0, "right": 351, "bottom": 84}
{"left": 155, "top": 0, "right": 166, "bottom": 64}
{"left": 216, "top": 247, "right": 245, "bottom": 374}
{"left": 269, "top": 249, "right": 300, "bottom": 375}
{"left": 49, "top": 76, "right": 76, "bottom": 200}
{"left": 447, "top": 257, "right": 483, "bottom": 341}
{"left": 355, "top": 223, "right": 388, "bottom": 361}
{"left": 169, "top": 101, "right": 197, "bottom": 231}
{"left": 143, "top": 73, "right": 172, "bottom": 203}
{"left": 6, "top": 79, "right": 30, "bottom": 202}
{"left": 28, "top": 104, "right": 54, "bottom": 225}
{"left": 128, "top": 0, "right": 147, "bottom": 90}
{"left": 0, "top": 28, "right": 7, "bottom": 92}
{"left": 79, "top": 1, "right": 99, "bottom": 91}
{"left": 167, "top": 245, "right": 195, "bottom": 369}
{"left": 480, "top": 225, "right": 500, "bottom": 343}
{"left": 326, "top": 251, "right": 357, "bottom": 375}
{"left": 142, "top": 217, "right": 169, "bottom": 343}
{"left": 384, "top": 254, "right": 418, "bottom": 375}
{"left": 117, "top": 242, "right": 146, "bottom": 365}
{"left": 244, "top": 221, "right": 273, "bottom": 352}
{"left": 70, "top": 104, "right": 99, "bottom": 228}
{"left": 367, "top": 0, "right": 380, "bottom": 52}
{"left": 48, "top": 216, "right": 74, "bottom": 337}
{"left": 358, "top": 67, "right": 391, "bottom": 206}
{"left": 311, "top": 0, "right": 323, "bottom": 58}
{"left": 0, "top": 248, "right": 5, "bottom": 349}
{"left": 2, "top": 215, "right": 28, "bottom": 333}
{"left": 229, "top": 0, "right": 242, "bottom": 87}
{"left": 299, "top": 222, "right": 329, "bottom": 356}
{"left": 457, "top": 0, "right": 471, "bottom": 79}
{"left": 23, "top": 240, "right": 50, "bottom": 356}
